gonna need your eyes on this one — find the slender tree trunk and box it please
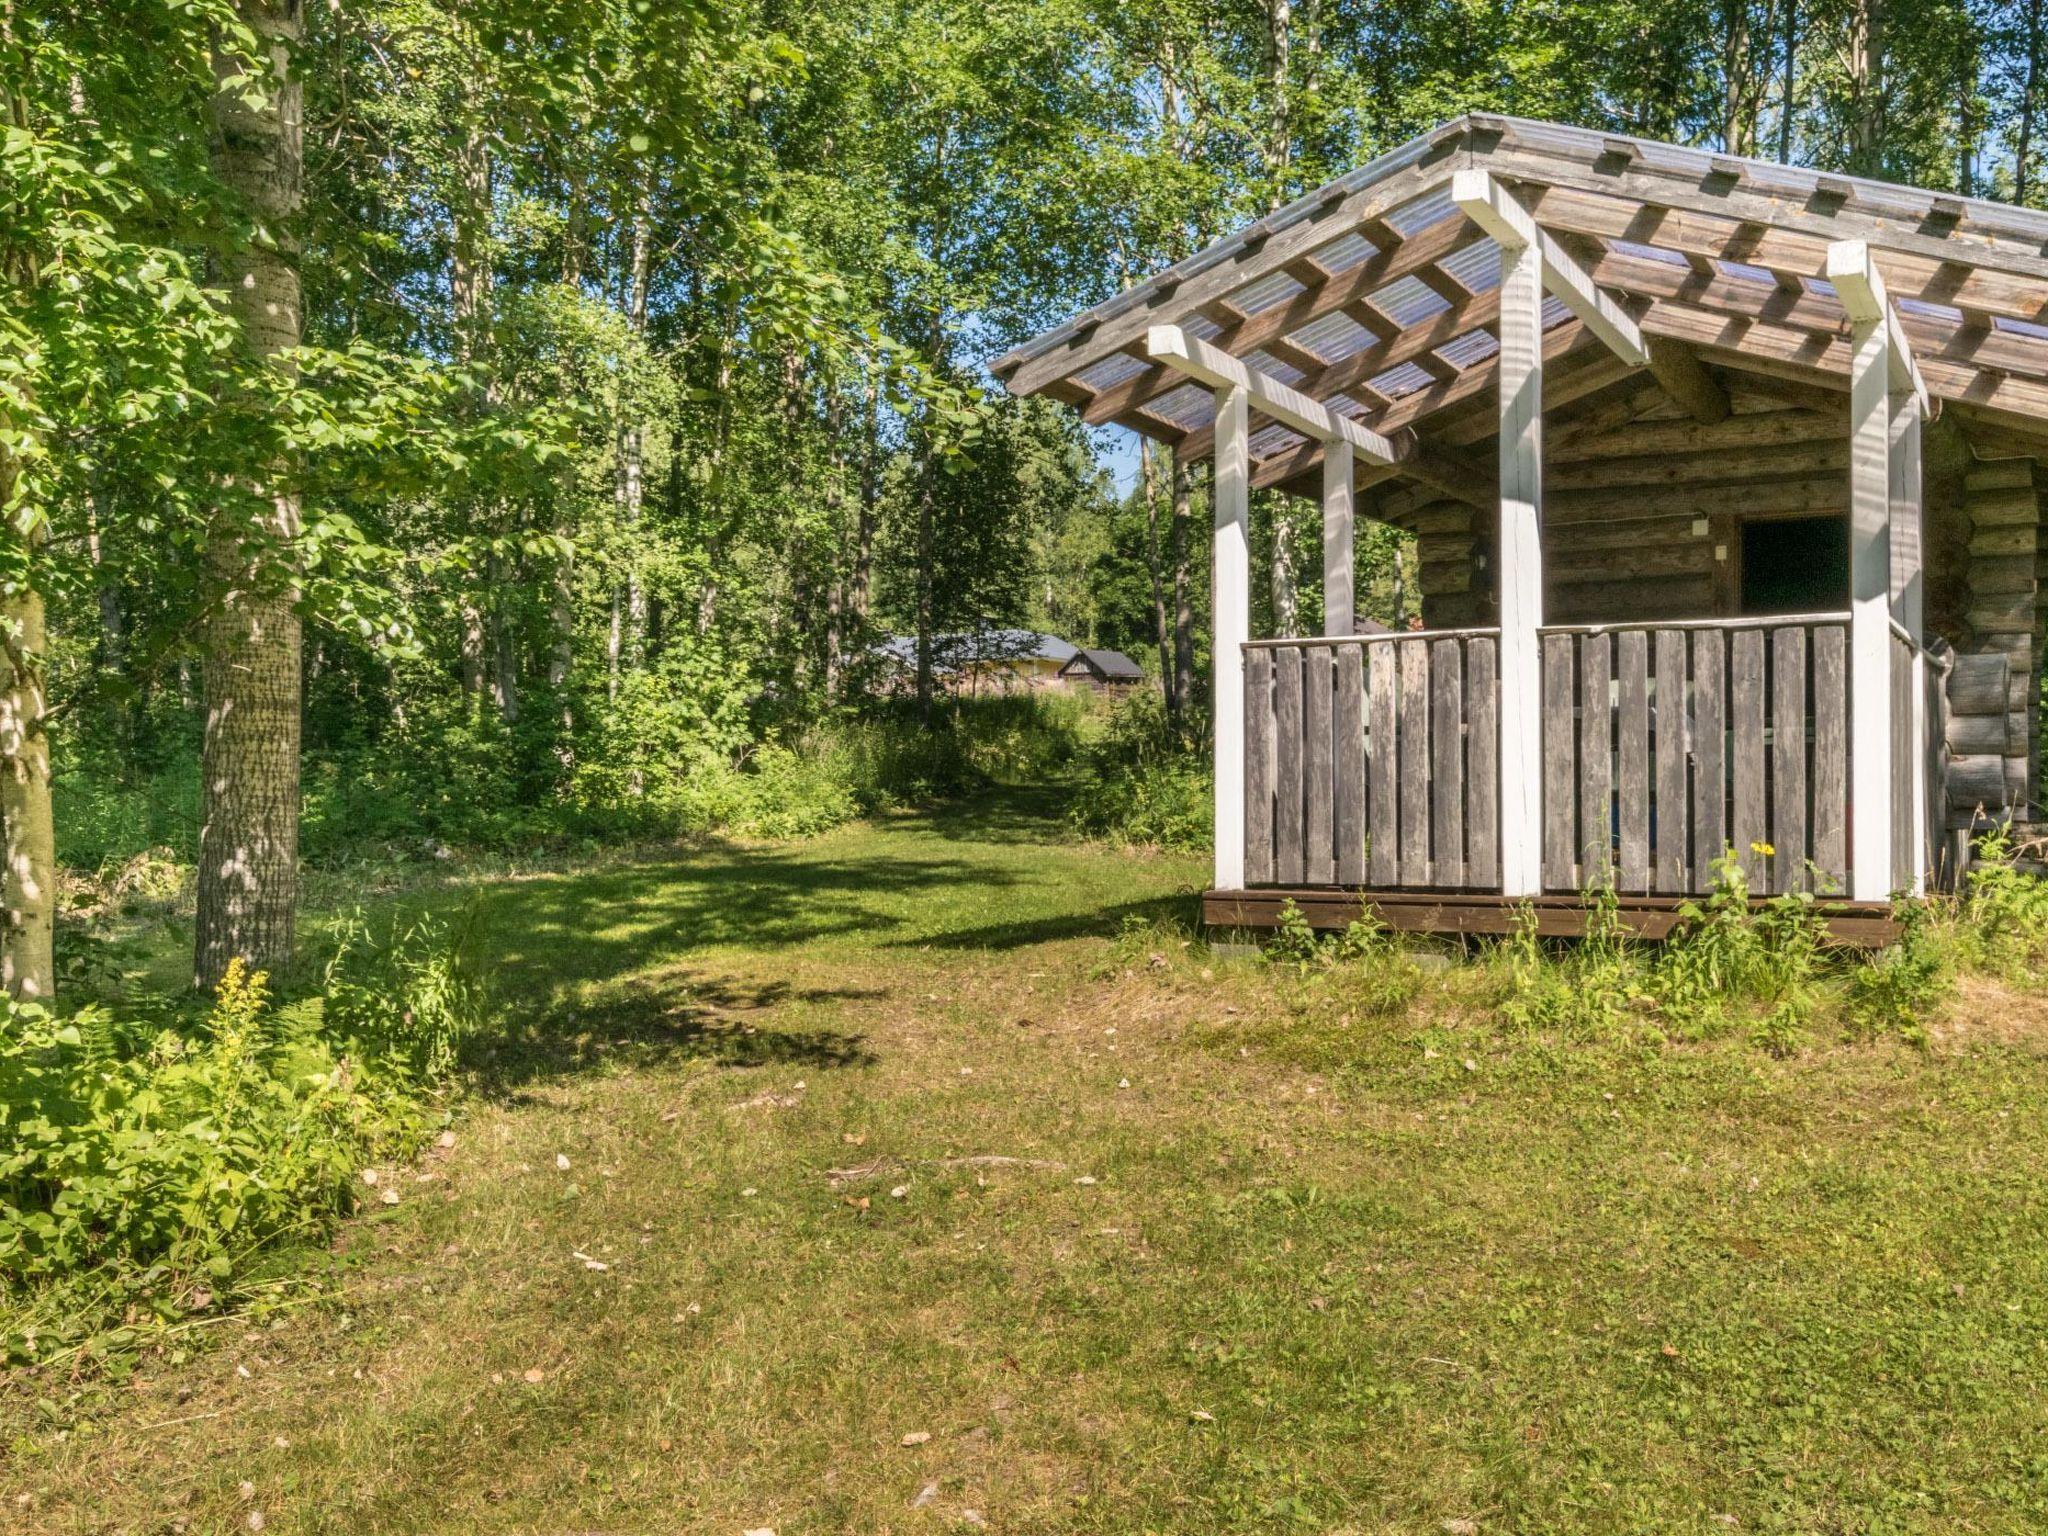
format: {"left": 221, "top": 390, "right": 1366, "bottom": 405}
{"left": 1, "top": 62, "right": 56, "bottom": 1001}
{"left": 1170, "top": 460, "right": 1194, "bottom": 724}
{"left": 1848, "top": 0, "right": 1883, "bottom": 176}
{"left": 822, "top": 382, "right": 848, "bottom": 695}
{"left": 1777, "top": 0, "right": 1797, "bottom": 162}
{"left": 1139, "top": 442, "right": 1172, "bottom": 711}
{"left": 1263, "top": 0, "right": 1291, "bottom": 200}
{"left": 195, "top": 0, "right": 305, "bottom": 991}
{"left": 693, "top": 301, "right": 738, "bottom": 637}
{"left": 914, "top": 450, "right": 937, "bottom": 721}
{"left": 1722, "top": 0, "right": 1753, "bottom": 155}
{"left": 614, "top": 172, "right": 651, "bottom": 678}
{"left": 452, "top": 107, "right": 492, "bottom": 705}
{"left": 2019, "top": 0, "right": 2043, "bottom": 203}
{"left": 0, "top": 520, "right": 52, "bottom": 1002}
{"left": 850, "top": 374, "right": 879, "bottom": 629}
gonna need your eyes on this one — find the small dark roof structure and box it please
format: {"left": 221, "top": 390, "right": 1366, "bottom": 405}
{"left": 877, "top": 629, "right": 1078, "bottom": 668}
{"left": 1061, "top": 646, "right": 1145, "bottom": 681}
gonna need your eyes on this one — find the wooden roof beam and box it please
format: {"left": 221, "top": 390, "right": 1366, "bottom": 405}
{"left": 1826, "top": 239, "right": 1932, "bottom": 417}
{"left": 1451, "top": 169, "right": 1650, "bottom": 368}
{"left": 1146, "top": 324, "right": 1410, "bottom": 466}
{"left": 1644, "top": 336, "right": 1731, "bottom": 423}
{"left": 1077, "top": 217, "right": 1488, "bottom": 428}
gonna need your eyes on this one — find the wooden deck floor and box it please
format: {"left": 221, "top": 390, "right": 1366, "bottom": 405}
{"left": 1204, "top": 887, "right": 1902, "bottom": 946}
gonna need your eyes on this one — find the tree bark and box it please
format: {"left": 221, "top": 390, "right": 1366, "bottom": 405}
{"left": 613, "top": 171, "right": 651, "bottom": 680}
{"left": 1777, "top": 0, "right": 1797, "bottom": 162}
{"left": 1, "top": 49, "right": 52, "bottom": 1000}
{"left": 2020, "top": 0, "right": 2043, "bottom": 203}
{"left": 1847, "top": 0, "right": 1883, "bottom": 176}
{"left": 1263, "top": 0, "right": 1291, "bottom": 200}
{"left": 1170, "top": 459, "right": 1194, "bottom": 724}
{"left": 1141, "top": 441, "right": 1173, "bottom": 714}
{"left": 0, "top": 536, "right": 52, "bottom": 1004}
{"left": 195, "top": 0, "right": 305, "bottom": 992}
{"left": 1721, "top": 0, "right": 1754, "bottom": 155}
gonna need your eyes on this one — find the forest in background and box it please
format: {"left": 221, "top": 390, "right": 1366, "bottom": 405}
{"left": 12, "top": 0, "right": 2048, "bottom": 1003}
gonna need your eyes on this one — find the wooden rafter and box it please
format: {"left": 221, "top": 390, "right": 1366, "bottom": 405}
{"left": 1145, "top": 325, "right": 1409, "bottom": 465}
{"left": 1005, "top": 117, "right": 2048, "bottom": 470}
{"left": 1451, "top": 169, "right": 1649, "bottom": 367}
{"left": 1825, "top": 239, "right": 1931, "bottom": 415}
{"left": 1077, "top": 215, "right": 1489, "bottom": 427}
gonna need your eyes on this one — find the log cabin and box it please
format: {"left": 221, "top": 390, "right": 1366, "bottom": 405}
{"left": 994, "top": 115, "right": 2048, "bottom": 943}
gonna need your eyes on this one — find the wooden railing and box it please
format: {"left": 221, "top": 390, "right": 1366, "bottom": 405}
{"left": 1537, "top": 614, "right": 1853, "bottom": 896}
{"left": 1244, "top": 630, "right": 1500, "bottom": 889}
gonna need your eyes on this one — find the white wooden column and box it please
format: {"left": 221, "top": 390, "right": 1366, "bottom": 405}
{"left": 1495, "top": 226, "right": 1546, "bottom": 896}
{"left": 1892, "top": 394, "right": 1927, "bottom": 894}
{"left": 1322, "top": 444, "right": 1355, "bottom": 639}
{"left": 1841, "top": 268, "right": 1896, "bottom": 900}
{"left": 1213, "top": 382, "right": 1251, "bottom": 891}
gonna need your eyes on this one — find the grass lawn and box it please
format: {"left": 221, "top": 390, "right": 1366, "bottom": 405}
{"left": 9, "top": 787, "right": 2048, "bottom": 1534}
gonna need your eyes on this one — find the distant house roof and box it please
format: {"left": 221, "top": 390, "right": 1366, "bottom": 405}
{"left": 1061, "top": 647, "right": 1145, "bottom": 681}
{"left": 876, "top": 628, "right": 1077, "bottom": 668}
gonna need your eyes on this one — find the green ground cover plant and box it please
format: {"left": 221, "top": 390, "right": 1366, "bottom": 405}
{"left": 0, "top": 910, "right": 485, "bottom": 1375}
{"left": 11, "top": 791, "right": 2048, "bottom": 1535}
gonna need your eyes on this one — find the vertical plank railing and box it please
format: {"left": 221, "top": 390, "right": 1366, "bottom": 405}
{"left": 1534, "top": 615, "right": 1854, "bottom": 897}
{"left": 1890, "top": 627, "right": 1915, "bottom": 894}
{"left": 1243, "top": 629, "right": 1499, "bottom": 890}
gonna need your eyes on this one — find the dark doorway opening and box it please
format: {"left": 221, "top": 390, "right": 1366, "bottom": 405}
{"left": 1741, "top": 514, "right": 1849, "bottom": 615}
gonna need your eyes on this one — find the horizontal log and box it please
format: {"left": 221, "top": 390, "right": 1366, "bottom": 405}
{"left": 1969, "top": 526, "right": 2037, "bottom": 557}
{"left": 1948, "top": 713, "right": 2024, "bottom": 755}
{"left": 1544, "top": 438, "right": 1848, "bottom": 492}
{"left": 1967, "top": 487, "right": 2042, "bottom": 528}
{"left": 1968, "top": 593, "right": 2039, "bottom": 633}
{"left": 1970, "top": 556, "right": 2038, "bottom": 596}
{"left": 1966, "top": 461, "right": 2038, "bottom": 493}
{"left": 1549, "top": 407, "right": 1842, "bottom": 463}
{"left": 1546, "top": 544, "right": 1716, "bottom": 584}
{"left": 1946, "top": 652, "right": 2013, "bottom": 714}
{"left": 1948, "top": 753, "right": 2016, "bottom": 812}
{"left": 1548, "top": 575, "right": 1715, "bottom": 623}
{"left": 1545, "top": 474, "right": 1844, "bottom": 524}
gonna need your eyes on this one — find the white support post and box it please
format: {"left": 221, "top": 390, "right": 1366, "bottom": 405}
{"left": 1213, "top": 382, "right": 1251, "bottom": 892}
{"left": 1322, "top": 445, "right": 1354, "bottom": 639}
{"left": 1834, "top": 243, "right": 1896, "bottom": 901}
{"left": 1496, "top": 229, "right": 1546, "bottom": 897}
{"left": 1892, "top": 394, "right": 1927, "bottom": 895}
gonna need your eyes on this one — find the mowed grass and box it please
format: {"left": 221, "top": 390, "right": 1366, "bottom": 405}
{"left": 9, "top": 788, "right": 2048, "bottom": 1534}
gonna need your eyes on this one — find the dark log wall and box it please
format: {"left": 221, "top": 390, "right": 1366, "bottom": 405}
{"left": 1374, "top": 385, "right": 2043, "bottom": 816}
{"left": 1956, "top": 458, "right": 2044, "bottom": 815}
{"left": 1391, "top": 391, "right": 1853, "bottom": 630}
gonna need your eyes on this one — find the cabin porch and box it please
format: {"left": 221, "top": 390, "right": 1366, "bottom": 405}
{"left": 993, "top": 116, "right": 2048, "bottom": 943}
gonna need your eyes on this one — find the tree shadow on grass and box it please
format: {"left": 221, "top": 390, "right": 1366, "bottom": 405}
{"left": 876, "top": 780, "right": 1082, "bottom": 846}
{"left": 474, "top": 846, "right": 1029, "bottom": 994}
{"left": 469, "top": 968, "right": 880, "bottom": 1102}
{"left": 887, "top": 891, "right": 1202, "bottom": 952}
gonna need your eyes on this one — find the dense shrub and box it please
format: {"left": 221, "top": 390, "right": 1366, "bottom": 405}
{"left": 1070, "top": 690, "right": 1211, "bottom": 850}
{"left": 0, "top": 913, "right": 483, "bottom": 1370}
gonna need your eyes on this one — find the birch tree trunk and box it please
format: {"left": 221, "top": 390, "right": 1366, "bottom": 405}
{"left": 613, "top": 174, "right": 651, "bottom": 682}
{"left": 0, "top": 527, "right": 52, "bottom": 1003}
{"left": 1, "top": 60, "right": 52, "bottom": 1002}
{"left": 452, "top": 106, "right": 493, "bottom": 703}
{"left": 195, "top": 0, "right": 305, "bottom": 991}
